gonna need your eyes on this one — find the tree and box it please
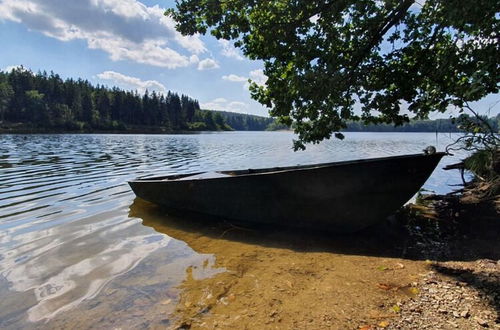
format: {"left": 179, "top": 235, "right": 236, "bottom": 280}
{"left": 7, "top": 66, "right": 34, "bottom": 121}
{"left": 159, "top": 94, "right": 171, "bottom": 129}
{"left": 0, "top": 74, "right": 13, "bottom": 122}
{"left": 81, "top": 89, "right": 97, "bottom": 126}
{"left": 25, "top": 90, "right": 48, "bottom": 124}
{"left": 95, "top": 88, "right": 111, "bottom": 123}
{"left": 52, "top": 103, "right": 71, "bottom": 127}
{"left": 110, "top": 88, "right": 123, "bottom": 121}
{"left": 204, "top": 111, "right": 217, "bottom": 130}
{"left": 167, "top": 92, "right": 182, "bottom": 129}
{"left": 214, "top": 112, "right": 226, "bottom": 130}
{"left": 0, "top": 68, "right": 210, "bottom": 131}
{"left": 168, "top": 0, "right": 499, "bottom": 149}
{"left": 142, "top": 90, "right": 151, "bottom": 125}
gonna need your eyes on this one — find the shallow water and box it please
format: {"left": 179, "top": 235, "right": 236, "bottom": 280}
{"left": 0, "top": 132, "right": 468, "bottom": 328}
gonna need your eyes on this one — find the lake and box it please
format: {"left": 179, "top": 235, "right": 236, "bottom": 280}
{"left": 0, "top": 132, "right": 468, "bottom": 328}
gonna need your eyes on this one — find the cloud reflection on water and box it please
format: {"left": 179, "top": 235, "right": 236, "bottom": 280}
{"left": 0, "top": 132, "right": 468, "bottom": 327}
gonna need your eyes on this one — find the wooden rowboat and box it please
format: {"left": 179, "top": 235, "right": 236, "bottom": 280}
{"left": 129, "top": 151, "right": 445, "bottom": 232}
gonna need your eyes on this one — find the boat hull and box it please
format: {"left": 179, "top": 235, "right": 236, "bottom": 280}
{"left": 129, "top": 153, "right": 445, "bottom": 232}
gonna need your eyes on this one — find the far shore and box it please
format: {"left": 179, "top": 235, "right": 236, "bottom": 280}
{"left": 0, "top": 124, "right": 231, "bottom": 135}
{"left": 0, "top": 126, "right": 463, "bottom": 135}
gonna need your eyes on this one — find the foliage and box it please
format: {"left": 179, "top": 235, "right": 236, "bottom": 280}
{"left": 347, "top": 118, "right": 459, "bottom": 133}
{"left": 24, "top": 90, "right": 48, "bottom": 123}
{"left": 266, "top": 120, "right": 289, "bottom": 131}
{"left": 0, "top": 75, "right": 14, "bottom": 122}
{"left": 213, "top": 112, "right": 230, "bottom": 130}
{"left": 187, "top": 121, "right": 208, "bottom": 131}
{"left": 0, "top": 67, "right": 233, "bottom": 131}
{"left": 447, "top": 103, "right": 500, "bottom": 181}
{"left": 463, "top": 149, "right": 498, "bottom": 180}
{"left": 168, "top": 0, "right": 499, "bottom": 149}
{"left": 210, "top": 110, "right": 275, "bottom": 130}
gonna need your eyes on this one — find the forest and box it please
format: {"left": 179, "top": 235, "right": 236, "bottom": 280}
{"left": 345, "top": 116, "right": 500, "bottom": 133}
{"left": 0, "top": 67, "right": 272, "bottom": 132}
{"left": 1, "top": 67, "right": 497, "bottom": 134}
{"left": 211, "top": 110, "right": 275, "bottom": 131}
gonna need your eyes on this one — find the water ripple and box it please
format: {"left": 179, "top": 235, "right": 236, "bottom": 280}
{"left": 0, "top": 132, "right": 467, "bottom": 328}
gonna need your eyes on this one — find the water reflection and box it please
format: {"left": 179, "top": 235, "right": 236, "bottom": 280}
{"left": 133, "top": 198, "right": 409, "bottom": 258}
{"left": 0, "top": 208, "right": 223, "bottom": 328}
{"left": 0, "top": 132, "right": 468, "bottom": 328}
{"left": 131, "top": 199, "right": 430, "bottom": 329}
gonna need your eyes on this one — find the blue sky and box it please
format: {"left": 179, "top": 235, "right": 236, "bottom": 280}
{"left": 0, "top": 0, "right": 497, "bottom": 118}
{"left": 0, "top": 0, "right": 269, "bottom": 116}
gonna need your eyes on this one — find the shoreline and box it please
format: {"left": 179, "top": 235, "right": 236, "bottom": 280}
{"left": 388, "top": 183, "right": 500, "bottom": 329}
{"left": 1, "top": 121, "right": 464, "bottom": 135}
{"left": 0, "top": 125, "right": 230, "bottom": 135}
{"left": 0, "top": 128, "right": 462, "bottom": 135}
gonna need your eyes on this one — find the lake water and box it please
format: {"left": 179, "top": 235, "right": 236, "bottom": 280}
{"left": 0, "top": 132, "right": 468, "bottom": 328}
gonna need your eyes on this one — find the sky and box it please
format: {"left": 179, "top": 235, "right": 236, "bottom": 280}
{"left": 0, "top": 0, "right": 497, "bottom": 118}
{"left": 0, "top": 0, "right": 269, "bottom": 116}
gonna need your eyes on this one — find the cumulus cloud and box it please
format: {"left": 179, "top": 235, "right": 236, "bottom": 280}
{"left": 221, "top": 69, "right": 267, "bottom": 90}
{"left": 97, "top": 71, "right": 166, "bottom": 94}
{"left": 201, "top": 98, "right": 249, "bottom": 113}
{"left": 197, "top": 58, "right": 219, "bottom": 70}
{"left": 222, "top": 74, "right": 247, "bottom": 82}
{"left": 0, "top": 0, "right": 206, "bottom": 69}
{"left": 249, "top": 69, "right": 267, "bottom": 86}
{"left": 189, "top": 55, "right": 200, "bottom": 64}
{"left": 218, "top": 39, "right": 244, "bottom": 60}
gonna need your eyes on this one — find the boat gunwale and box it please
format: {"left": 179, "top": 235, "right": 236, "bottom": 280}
{"left": 129, "top": 152, "right": 446, "bottom": 183}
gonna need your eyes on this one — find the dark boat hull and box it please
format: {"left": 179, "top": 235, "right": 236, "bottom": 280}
{"left": 129, "top": 153, "right": 445, "bottom": 232}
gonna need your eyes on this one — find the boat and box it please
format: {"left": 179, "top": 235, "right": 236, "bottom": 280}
{"left": 129, "top": 150, "right": 445, "bottom": 232}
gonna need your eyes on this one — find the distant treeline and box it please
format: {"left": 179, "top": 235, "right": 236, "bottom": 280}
{"left": 345, "top": 117, "right": 499, "bottom": 133}
{"left": 268, "top": 116, "right": 500, "bottom": 133}
{"left": 1, "top": 67, "right": 497, "bottom": 134}
{"left": 275, "top": 116, "right": 499, "bottom": 133}
{"left": 0, "top": 67, "right": 239, "bottom": 132}
{"left": 209, "top": 110, "right": 276, "bottom": 131}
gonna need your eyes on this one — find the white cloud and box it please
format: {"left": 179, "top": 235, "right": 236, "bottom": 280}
{"left": 189, "top": 55, "right": 200, "bottom": 64}
{"left": 221, "top": 69, "right": 267, "bottom": 90}
{"left": 201, "top": 98, "right": 249, "bottom": 113}
{"left": 309, "top": 14, "right": 320, "bottom": 24}
{"left": 197, "top": 58, "right": 219, "bottom": 70}
{"left": 2, "top": 65, "right": 24, "bottom": 72}
{"left": 90, "top": 38, "right": 191, "bottom": 69}
{"left": 249, "top": 69, "right": 267, "bottom": 86}
{"left": 222, "top": 74, "right": 247, "bottom": 82}
{"left": 174, "top": 33, "right": 206, "bottom": 55}
{"left": 218, "top": 39, "right": 244, "bottom": 60}
{"left": 0, "top": 0, "right": 206, "bottom": 69}
{"left": 97, "top": 71, "right": 166, "bottom": 94}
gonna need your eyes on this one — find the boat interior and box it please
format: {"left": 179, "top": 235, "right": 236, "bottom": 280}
{"left": 132, "top": 152, "right": 443, "bottom": 182}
